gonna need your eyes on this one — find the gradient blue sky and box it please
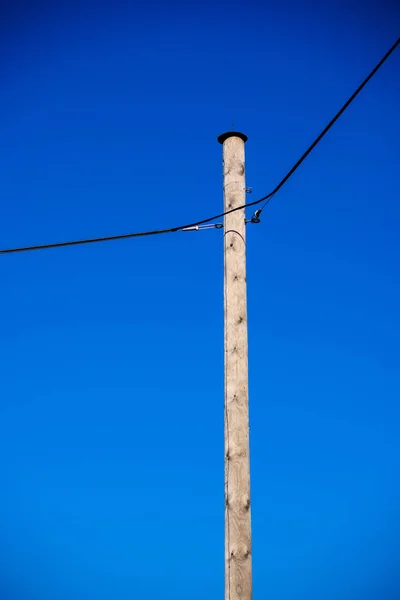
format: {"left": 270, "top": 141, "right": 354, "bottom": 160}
{"left": 1, "top": 2, "right": 399, "bottom": 599}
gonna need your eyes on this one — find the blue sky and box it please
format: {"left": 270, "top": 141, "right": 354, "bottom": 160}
{"left": 1, "top": 2, "right": 399, "bottom": 599}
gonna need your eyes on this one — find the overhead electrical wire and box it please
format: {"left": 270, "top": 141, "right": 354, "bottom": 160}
{"left": 1, "top": 36, "right": 398, "bottom": 256}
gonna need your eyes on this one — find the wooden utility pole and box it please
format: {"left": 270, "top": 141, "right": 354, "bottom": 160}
{"left": 218, "top": 131, "right": 252, "bottom": 600}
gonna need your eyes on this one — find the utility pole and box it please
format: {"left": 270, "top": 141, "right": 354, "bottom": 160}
{"left": 218, "top": 131, "right": 252, "bottom": 600}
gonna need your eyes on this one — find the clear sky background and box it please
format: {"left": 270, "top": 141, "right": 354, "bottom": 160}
{"left": 1, "top": 2, "right": 399, "bottom": 599}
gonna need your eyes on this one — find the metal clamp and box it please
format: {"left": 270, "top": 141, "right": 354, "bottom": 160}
{"left": 245, "top": 209, "right": 261, "bottom": 225}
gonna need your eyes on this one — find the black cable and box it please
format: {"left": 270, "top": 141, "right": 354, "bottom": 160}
{"left": 1, "top": 37, "right": 398, "bottom": 256}
{"left": 0, "top": 227, "right": 175, "bottom": 254}
{"left": 254, "top": 35, "right": 400, "bottom": 213}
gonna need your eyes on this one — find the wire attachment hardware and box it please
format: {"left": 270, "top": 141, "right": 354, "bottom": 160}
{"left": 182, "top": 223, "right": 223, "bottom": 232}
{"left": 245, "top": 209, "right": 262, "bottom": 225}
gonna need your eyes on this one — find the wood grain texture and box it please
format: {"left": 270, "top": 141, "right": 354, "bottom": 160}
{"left": 222, "top": 135, "right": 252, "bottom": 600}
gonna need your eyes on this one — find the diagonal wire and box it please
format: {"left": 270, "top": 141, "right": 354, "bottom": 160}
{"left": 1, "top": 36, "right": 398, "bottom": 255}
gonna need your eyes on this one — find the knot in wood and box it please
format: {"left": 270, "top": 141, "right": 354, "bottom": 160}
{"left": 230, "top": 545, "right": 250, "bottom": 561}
{"left": 242, "top": 496, "right": 250, "bottom": 511}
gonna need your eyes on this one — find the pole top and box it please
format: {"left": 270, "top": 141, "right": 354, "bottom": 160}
{"left": 217, "top": 131, "right": 248, "bottom": 145}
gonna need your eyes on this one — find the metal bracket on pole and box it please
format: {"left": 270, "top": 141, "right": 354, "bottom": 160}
{"left": 245, "top": 209, "right": 261, "bottom": 225}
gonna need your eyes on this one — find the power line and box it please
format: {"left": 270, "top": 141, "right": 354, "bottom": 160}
{"left": 0, "top": 223, "right": 223, "bottom": 254}
{"left": 0, "top": 227, "right": 175, "bottom": 254}
{"left": 1, "top": 37, "right": 398, "bottom": 256}
{"left": 255, "top": 35, "right": 400, "bottom": 214}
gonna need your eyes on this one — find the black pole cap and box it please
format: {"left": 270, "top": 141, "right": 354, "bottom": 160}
{"left": 217, "top": 131, "right": 248, "bottom": 144}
